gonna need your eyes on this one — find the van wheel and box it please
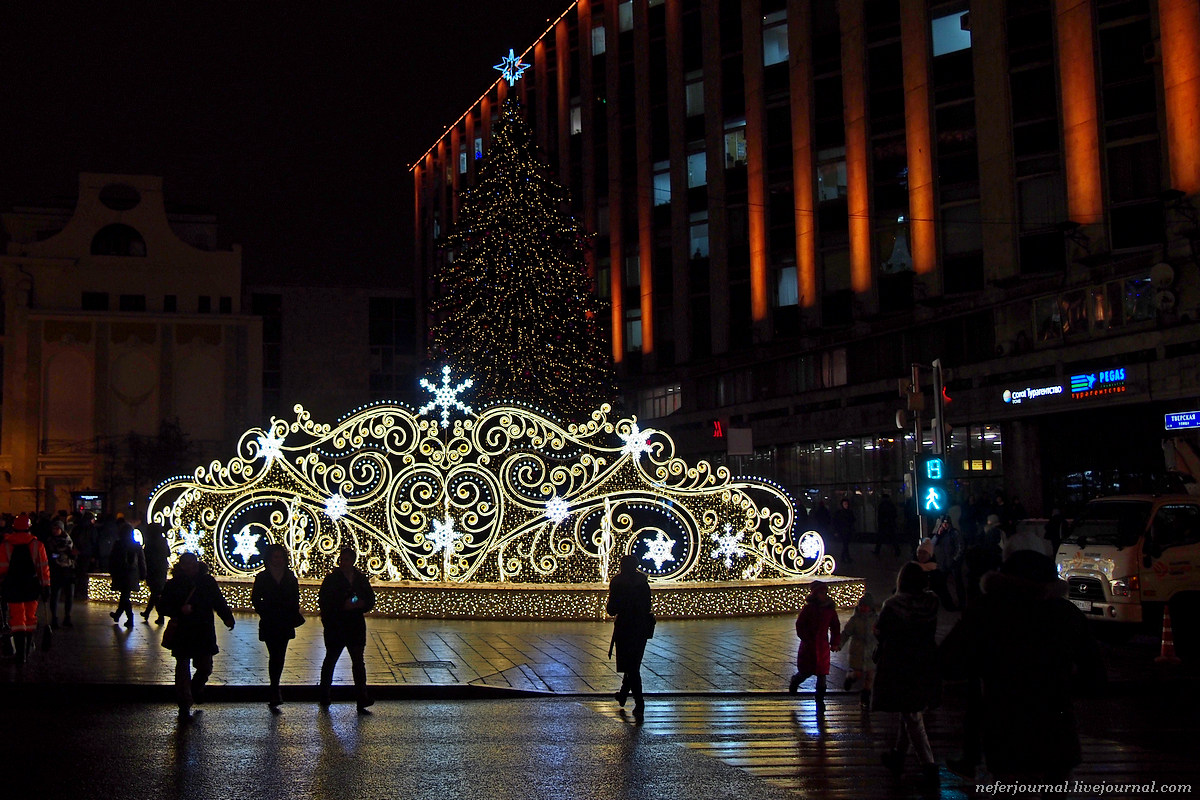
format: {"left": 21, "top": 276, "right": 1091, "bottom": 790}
{"left": 1167, "top": 594, "right": 1199, "bottom": 661}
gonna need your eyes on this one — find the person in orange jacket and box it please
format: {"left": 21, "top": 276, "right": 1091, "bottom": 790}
{"left": 0, "top": 513, "right": 51, "bottom": 664}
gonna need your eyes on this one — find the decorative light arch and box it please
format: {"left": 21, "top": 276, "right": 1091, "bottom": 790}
{"left": 147, "top": 371, "right": 832, "bottom": 585}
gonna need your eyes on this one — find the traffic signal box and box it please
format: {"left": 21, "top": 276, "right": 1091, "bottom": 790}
{"left": 916, "top": 454, "right": 950, "bottom": 518}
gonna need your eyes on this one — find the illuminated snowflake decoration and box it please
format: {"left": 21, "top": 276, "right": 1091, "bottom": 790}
{"left": 710, "top": 523, "right": 745, "bottom": 569}
{"left": 427, "top": 516, "right": 461, "bottom": 555}
{"left": 256, "top": 429, "right": 284, "bottom": 464}
{"left": 325, "top": 494, "right": 348, "bottom": 520}
{"left": 798, "top": 531, "right": 823, "bottom": 560}
{"left": 180, "top": 522, "right": 203, "bottom": 554}
{"left": 642, "top": 530, "right": 677, "bottom": 570}
{"left": 493, "top": 47, "right": 530, "bottom": 86}
{"left": 620, "top": 422, "right": 653, "bottom": 459}
{"left": 418, "top": 366, "right": 474, "bottom": 429}
{"left": 232, "top": 527, "right": 261, "bottom": 564}
{"left": 545, "top": 496, "right": 570, "bottom": 525}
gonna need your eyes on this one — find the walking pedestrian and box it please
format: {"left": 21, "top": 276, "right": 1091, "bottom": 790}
{"left": 318, "top": 546, "right": 376, "bottom": 713}
{"left": 252, "top": 543, "right": 303, "bottom": 710}
{"left": 0, "top": 514, "right": 51, "bottom": 665}
{"left": 810, "top": 499, "right": 832, "bottom": 538}
{"left": 915, "top": 537, "right": 956, "bottom": 611}
{"left": 874, "top": 561, "right": 942, "bottom": 788}
{"left": 933, "top": 515, "right": 964, "bottom": 609}
{"left": 941, "top": 550, "right": 1104, "bottom": 783}
{"left": 46, "top": 519, "right": 77, "bottom": 628}
{"left": 840, "top": 591, "right": 878, "bottom": 708}
{"left": 160, "top": 552, "right": 236, "bottom": 719}
{"left": 72, "top": 512, "right": 96, "bottom": 599}
{"left": 787, "top": 580, "right": 841, "bottom": 709}
{"left": 140, "top": 523, "right": 170, "bottom": 624}
{"left": 606, "top": 553, "right": 655, "bottom": 723}
{"left": 874, "top": 493, "right": 900, "bottom": 556}
{"left": 833, "top": 497, "right": 855, "bottom": 564}
{"left": 108, "top": 522, "right": 146, "bottom": 629}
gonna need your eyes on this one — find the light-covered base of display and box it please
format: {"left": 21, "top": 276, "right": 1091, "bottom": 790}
{"left": 88, "top": 574, "right": 865, "bottom": 620}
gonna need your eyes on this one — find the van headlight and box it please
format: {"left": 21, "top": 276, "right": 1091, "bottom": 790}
{"left": 1110, "top": 575, "right": 1139, "bottom": 597}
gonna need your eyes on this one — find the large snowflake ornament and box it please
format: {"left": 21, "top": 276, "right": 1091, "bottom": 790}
{"left": 418, "top": 366, "right": 474, "bottom": 429}
{"left": 797, "top": 531, "right": 823, "bottom": 560}
{"left": 325, "top": 494, "right": 348, "bottom": 520}
{"left": 180, "top": 522, "right": 203, "bottom": 554}
{"left": 493, "top": 48, "right": 530, "bottom": 86}
{"left": 545, "top": 496, "right": 570, "bottom": 524}
{"left": 619, "top": 422, "right": 653, "bottom": 459}
{"left": 710, "top": 523, "right": 745, "bottom": 569}
{"left": 232, "top": 527, "right": 261, "bottom": 564}
{"left": 641, "top": 530, "right": 677, "bottom": 570}
{"left": 427, "top": 515, "right": 461, "bottom": 554}
{"left": 256, "top": 428, "right": 284, "bottom": 464}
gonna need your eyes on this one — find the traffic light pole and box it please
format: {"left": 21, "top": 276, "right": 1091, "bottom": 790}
{"left": 932, "top": 358, "right": 946, "bottom": 456}
{"left": 911, "top": 363, "right": 927, "bottom": 543}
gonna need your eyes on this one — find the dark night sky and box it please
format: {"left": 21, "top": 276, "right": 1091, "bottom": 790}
{"left": 0, "top": 1, "right": 571, "bottom": 287}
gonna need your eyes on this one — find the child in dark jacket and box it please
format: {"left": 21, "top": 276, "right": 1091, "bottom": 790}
{"left": 788, "top": 580, "right": 842, "bottom": 706}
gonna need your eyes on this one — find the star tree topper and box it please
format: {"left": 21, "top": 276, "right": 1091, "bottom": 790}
{"left": 493, "top": 48, "right": 530, "bottom": 86}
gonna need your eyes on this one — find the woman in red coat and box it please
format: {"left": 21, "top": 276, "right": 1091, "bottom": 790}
{"left": 788, "top": 580, "right": 841, "bottom": 706}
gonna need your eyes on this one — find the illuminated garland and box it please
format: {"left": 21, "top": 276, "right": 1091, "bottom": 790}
{"left": 147, "top": 374, "right": 832, "bottom": 585}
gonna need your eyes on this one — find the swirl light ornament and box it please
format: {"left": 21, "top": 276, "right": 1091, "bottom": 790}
{"left": 146, "top": 371, "right": 834, "bottom": 586}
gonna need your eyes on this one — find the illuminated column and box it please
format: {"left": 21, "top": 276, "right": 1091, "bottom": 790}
{"left": 789, "top": 0, "right": 818, "bottom": 318}
{"left": 1055, "top": 0, "right": 1105, "bottom": 232}
{"left": 1161, "top": 0, "right": 1200, "bottom": 195}
{"left": 666, "top": 0, "right": 691, "bottom": 362}
{"left": 535, "top": 40, "right": 550, "bottom": 154}
{"left": 480, "top": 95, "right": 493, "bottom": 153}
{"left": 635, "top": 0, "right": 655, "bottom": 359}
{"left": 742, "top": 0, "right": 770, "bottom": 336}
{"left": 557, "top": 18, "right": 572, "bottom": 185}
{"left": 702, "top": 0, "right": 731, "bottom": 355}
{"left": 972, "top": 0, "right": 1018, "bottom": 283}
{"left": 606, "top": 0, "right": 625, "bottom": 362}
{"left": 900, "top": 0, "right": 937, "bottom": 280}
{"left": 465, "top": 107, "right": 477, "bottom": 184}
{"left": 839, "top": 0, "right": 873, "bottom": 296}
{"left": 578, "top": 0, "right": 598, "bottom": 281}
{"left": 450, "top": 126, "right": 462, "bottom": 222}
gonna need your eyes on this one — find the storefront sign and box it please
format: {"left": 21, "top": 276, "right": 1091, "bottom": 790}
{"left": 1165, "top": 411, "right": 1200, "bottom": 431}
{"left": 1002, "top": 383, "right": 1064, "bottom": 405}
{"left": 1070, "top": 366, "right": 1127, "bottom": 399}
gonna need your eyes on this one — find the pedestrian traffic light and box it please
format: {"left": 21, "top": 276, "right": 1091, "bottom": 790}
{"left": 916, "top": 454, "right": 950, "bottom": 517}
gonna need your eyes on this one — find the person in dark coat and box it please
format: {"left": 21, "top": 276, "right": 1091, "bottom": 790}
{"left": 873, "top": 561, "right": 941, "bottom": 787}
{"left": 810, "top": 500, "right": 832, "bottom": 538}
{"left": 788, "top": 580, "right": 841, "bottom": 708}
{"left": 318, "top": 546, "right": 376, "bottom": 713}
{"left": 140, "top": 523, "right": 171, "bottom": 624}
{"left": 606, "top": 553, "right": 655, "bottom": 723}
{"left": 72, "top": 512, "right": 96, "bottom": 599}
{"left": 941, "top": 550, "right": 1105, "bottom": 782}
{"left": 932, "top": 515, "right": 964, "bottom": 609}
{"left": 252, "top": 543, "right": 303, "bottom": 710}
{"left": 46, "top": 519, "right": 77, "bottom": 628}
{"left": 832, "top": 497, "right": 855, "bottom": 564}
{"left": 874, "top": 493, "right": 900, "bottom": 556}
{"left": 108, "top": 522, "right": 146, "bottom": 629}
{"left": 160, "top": 552, "right": 236, "bottom": 719}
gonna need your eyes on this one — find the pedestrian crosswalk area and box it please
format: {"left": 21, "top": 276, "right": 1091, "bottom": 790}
{"left": 584, "top": 697, "right": 1185, "bottom": 799}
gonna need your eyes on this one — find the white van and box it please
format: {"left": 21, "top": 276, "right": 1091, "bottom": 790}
{"left": 1055, "top": 494, "right": 1200, "bottom": 655}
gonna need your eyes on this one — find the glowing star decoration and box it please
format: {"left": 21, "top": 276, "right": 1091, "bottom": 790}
{"left": 427, "top": 516, "right": 461, "bottom": 555}
{"left": 710, "top": 523, "right": 745, "bottom": 569}
{"left": 798, "top": 531, "right": 823, "bottom": 560}
{"left": 256, "top": 428, "right": 284, "bottom": 464}
{"left": 233, "top": 527, "right": 261, "bottom": 565}
{"left": 545, "top": 496, "right": 570, "bottom": 525}
{"left": 619, "top": 422, "right": 653, "bottom": 459}
{"left": 493, "top": 48, "right": 530, "bottom": 86}
{"left": 180, "top": 522, "right": 203, "bottom": 554}
{"left": 326, "top": 494, "right": 348, "bottom": 520}
{"left": 642, "top": 530, "right": 677, "bottom": 570}
{"left": 418, "top": 366, "right": 474, "bottom": 429}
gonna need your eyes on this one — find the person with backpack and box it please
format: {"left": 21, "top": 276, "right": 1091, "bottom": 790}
{"left": 0, "top": 513, "right": 51, "bottom": 664}
{"left": 108, "top": 521, "right": 146, "bottom": 629}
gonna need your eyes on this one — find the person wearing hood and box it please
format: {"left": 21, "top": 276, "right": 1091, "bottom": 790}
{"left": 874, "top": 561, "right": 942, "bottom": 787}
{"left": 606, "top": 553, "right": 656, "bottom": 723}
{"left": 0, "top": 513, "right": 51, "bottom": 664}
{"left": 787, "top": 580, "right": 842, "bottom": 707}
{"left": 840, "top": 591, "right": 878, "bottom": 707}
{"left": 941, "top": 550, "right": 1104, "bottom": 783}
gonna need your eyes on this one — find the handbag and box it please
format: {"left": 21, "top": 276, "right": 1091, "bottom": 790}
{"left": 161, "top": 585, "right": 196, "bottom": 650}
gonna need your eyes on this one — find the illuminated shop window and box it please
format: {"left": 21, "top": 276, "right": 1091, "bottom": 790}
{"left": 762, "top": 10, "right": 788, "bottom": 66}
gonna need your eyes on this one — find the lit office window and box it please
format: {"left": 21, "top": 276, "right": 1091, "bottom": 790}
{"left": 474, "top": 137, "right": 483, "bottom": 159}
{"left": 687, "top": 151, "right": 707, "bottom": 187}
{"left": 570, "top": 100, "right": 583, "bottom": 135}
{"left": 459, "top": 144, "right": 467, "bottom": 174}
{"left": 592, "top": 26, "right": 606, "bottom": 55}
{"left": 762, "top": 10, "right": 788, "bottom": 66}
{"left": 778, "top": 266, "right": 799, "bottom": 306}
{"left": 724, "top": 121, "right": 747, "bottom": 168}
{"left": 689, "top": 212, "right": 709, "bottom": 258}
{"left": 624, "top": 309, "right": 642, "bottom": 350}
{"left": 653, "top": 161, "right": 671, "bottom": 206}
{"left": 624, "top": 254, "right": 641, "bottom": 286}
{"left": 685, "top": 72, "right": 704, "bottom": 117}
{"left": 931, "top": 11, "right": 971, "bottom": 57}
{"left": 817, "top": 147, "right": 848, "bottom": 201}
{"left": 619, "top": 1, "right": 634, "bottom": 32}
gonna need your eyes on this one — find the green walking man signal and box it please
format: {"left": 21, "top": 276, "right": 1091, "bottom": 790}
{"left": 917, "top": 454, "right": 949, "bottom": 517}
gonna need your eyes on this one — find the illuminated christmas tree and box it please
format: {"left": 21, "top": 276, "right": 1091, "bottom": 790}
{"left": 431, "top": 98, "right": 616, "bottom": 421}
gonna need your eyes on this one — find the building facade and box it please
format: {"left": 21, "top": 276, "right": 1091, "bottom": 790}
{"left": 0, "top": 173, "right": 262, "bottom": 514}
{"left": 413, "top": 0, "right": 1200, "bottom": 524}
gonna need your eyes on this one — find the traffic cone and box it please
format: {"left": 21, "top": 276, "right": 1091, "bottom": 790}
{"left": 1155, "top": 606, "right": 1182, "bottom": 665}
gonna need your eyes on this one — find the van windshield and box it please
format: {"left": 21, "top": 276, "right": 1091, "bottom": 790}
{"left": 1063, "top": 501, "right": 1150, "bottom": 548}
